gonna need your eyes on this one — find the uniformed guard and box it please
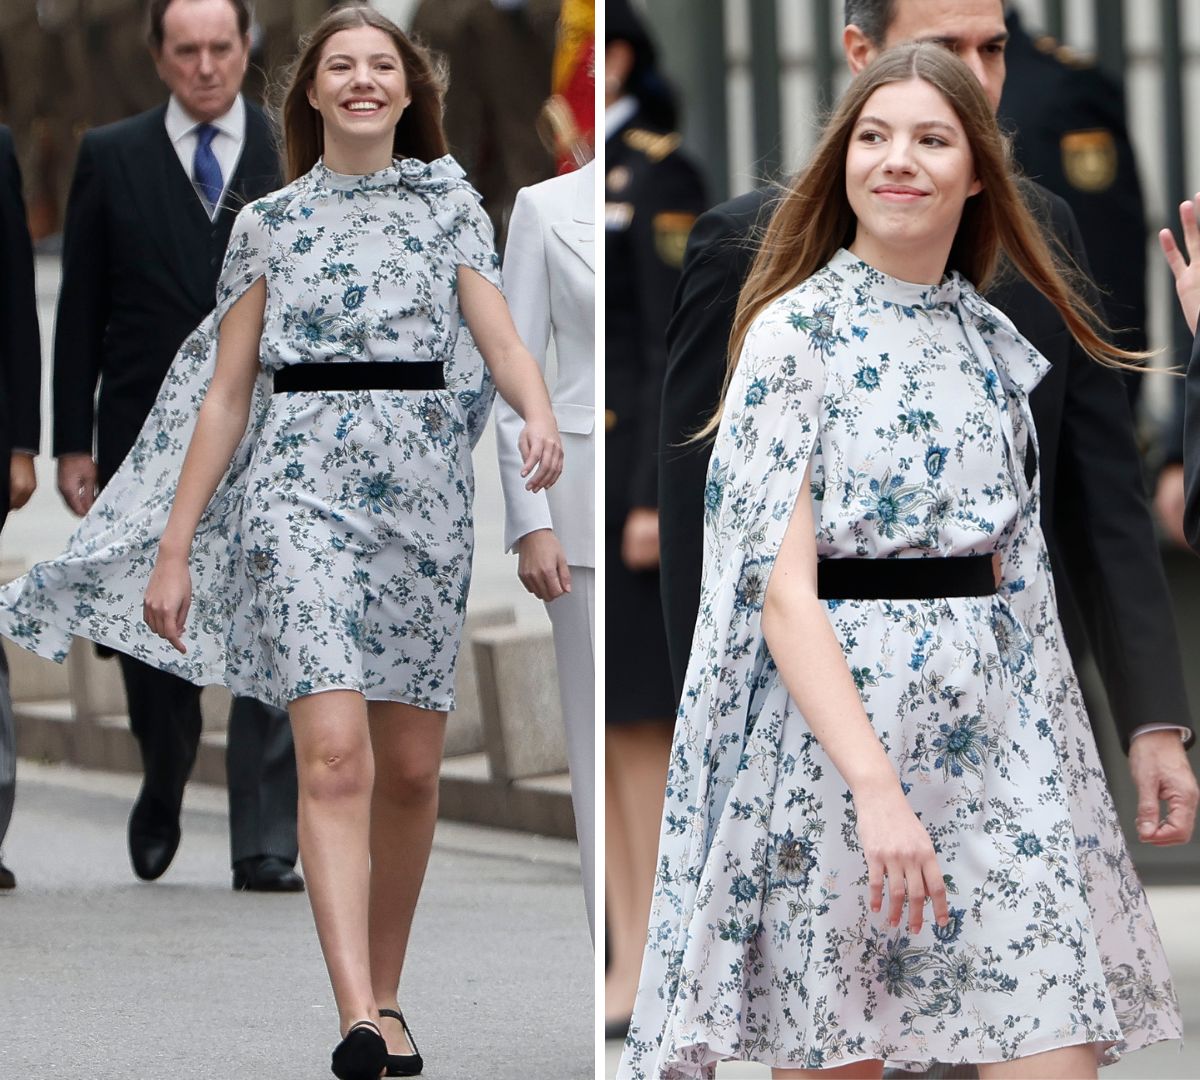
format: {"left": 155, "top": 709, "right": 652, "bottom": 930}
{"left": 603, "top": 0, "right": 708, "bottom": 1041}
{"left": 999, "top": 5, "right": 1148, "bottom": 407}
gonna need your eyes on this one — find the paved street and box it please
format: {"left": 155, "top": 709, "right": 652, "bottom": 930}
{"left": 604, "top": 884, "right": 1200, "bottom": 1078}
{"left": 1, "top": 762, "right": 592, "bottom": 1079}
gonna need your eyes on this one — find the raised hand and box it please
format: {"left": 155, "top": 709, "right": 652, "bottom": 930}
{"left": 1159, "top": 194, "right": 1200, "bottom": 336}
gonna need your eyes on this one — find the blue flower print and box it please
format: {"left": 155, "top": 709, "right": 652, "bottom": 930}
{"left": 924, "top": 444, "right": 948, "bottom": 478}
{"left": 1013, "top": 832, "right": 1043, "bottom": 857}
{"left": 405, "top": 236, "right": 424, "bottom": 253}
{"left": 292, "top": 235, "right": 314, "bottom": 255}
{"left": 855, "top": 365, "right": 880, "bottom": 391}
{"left": 729, "top": 874, "right": 759, "bottom": 903}
{"left": 354, "top": 472, "right": 402, "bottom": 514}
{"left": 929, "top": 715, "right": 988, "bottom": 779}
{"left": 342, "top": 284, "right": 367, "bottom": 310}
{"left": 932, "top": 906, "right": 966, "bottom": 944}
{"left": 768, "top": 828, "right": 815, "bottom": 889}
{"left": 745, "top": 377, "right": 769, "bottom": 407}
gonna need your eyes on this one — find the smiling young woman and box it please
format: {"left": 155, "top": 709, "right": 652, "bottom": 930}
{"left": 0, "top": 5, "right": 564, "bottom": 1080}
{"left": 619, "top": 42, "right": 1178, "bottom": 1080}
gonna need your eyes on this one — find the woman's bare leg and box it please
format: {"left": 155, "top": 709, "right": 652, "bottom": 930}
{"left": 772, "top": 1061, "right": 884, "bottom": 1079}
{"left": 288, "top": 689, "right": 377, "bottom": 1036}
{"left": 366, "top": 700, "right": 447, "bottom": 1056}
{"left": 604, "top": 720, "right": 673, "bottom": 1023}
{"left": 978, "top": 1044, "right": 1097, "bottom": 1080}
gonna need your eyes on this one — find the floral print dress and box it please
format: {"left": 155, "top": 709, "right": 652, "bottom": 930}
{"left": 0, "top": 156, "right": 499, "bottom": 711}
{"left": 617, "top": 249, "right": 1180, "bottom": 1078}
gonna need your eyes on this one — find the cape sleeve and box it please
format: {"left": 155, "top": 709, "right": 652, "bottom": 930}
{"left": 0, "top": 202, "right": 277, "bottom": 698}
{"left": 619, "top": 292, "right": 829, "bottom": 1080}
{"left": 437, "top": 185, "right": 500, "bottom": 448}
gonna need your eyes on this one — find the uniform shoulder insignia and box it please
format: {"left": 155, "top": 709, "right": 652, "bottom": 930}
{"left": 1060, "top": 129, "right": 1117, "bottom": 192}
{"left": 623, "top": 127, "right": 682, "bottom": 163}
{"left": 653, "top": 210, "right": 697, "bottom": 268}
{"left": 1054, "top": 43, "right": 1093, "bottom": 69}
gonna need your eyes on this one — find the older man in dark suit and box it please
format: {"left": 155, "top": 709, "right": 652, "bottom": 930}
{"left": 53, "top": 0, "right": 300, "bottom": 890}
{"left": 659, "top": 0, "right": 1197, "bottom": 870}
{"left": 0, "top": 124, "right": 43, "bottom": 890}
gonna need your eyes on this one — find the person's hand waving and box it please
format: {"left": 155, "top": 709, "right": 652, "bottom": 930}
{"left": 1159, "top": 193, "right": 1200, "bottom": 335}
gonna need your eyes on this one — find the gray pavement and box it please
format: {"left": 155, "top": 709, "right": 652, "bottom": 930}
{"left": 0, "top": 761, "right": 593, "bottom": 1079}
{"left": 604, "top": 884, "right": 1200, "bottom": 1078}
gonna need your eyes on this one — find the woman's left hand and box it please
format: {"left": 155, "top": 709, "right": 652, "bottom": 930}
{"left": 518, "top": 412, "right": 563, "bottom": 492}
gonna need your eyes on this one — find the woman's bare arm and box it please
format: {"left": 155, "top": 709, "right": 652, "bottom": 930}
{"left": 143, "top": 278, "right": 265, "bottom": 651}
{"left": 761, "top": 462, "right": 949, "bottom": 933}
{"left": 458, "top": 267, "right": 562, "bottom": 492}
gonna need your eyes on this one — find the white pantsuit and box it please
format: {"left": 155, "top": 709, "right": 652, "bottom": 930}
{"left": 496, "top": 161, "right": 596, "bottom": 935}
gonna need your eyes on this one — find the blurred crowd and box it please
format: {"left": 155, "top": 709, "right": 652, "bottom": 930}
{"left": 0, "top": 0, "right": 595, "bottom": 244}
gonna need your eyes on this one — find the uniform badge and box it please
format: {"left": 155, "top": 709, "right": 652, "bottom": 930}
{"left": 606, "top": 165, "right": 631, "bottom": 194}
{"left": 653, "top": 211, "right": 696, "bottom": 268}
{"left": 1061, "top": 129, "right": 1117, "bottom": 193}
{"left": 605, "top": 201, "right": 634, "bottom": 230}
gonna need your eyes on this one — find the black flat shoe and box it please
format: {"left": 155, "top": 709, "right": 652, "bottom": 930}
{"left": 378, "top": 1008, "right": 423, "bottom": 1077}
{"left": 0, "top": 859, "right": 15, "bottom": 890}
{"left": 232, "top": 855, "right": 305, "bottom": 892}
{"left": 128, "top": 789, "right": 181, "bottom": 882}
{"left": 331, "top": 1019, "right": 387, "bottom": 1080}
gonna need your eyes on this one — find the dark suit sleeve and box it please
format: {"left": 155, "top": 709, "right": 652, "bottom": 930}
{"left": 627, "top": 155, "right": 706, "bottom": 514}
{"left": 52, "top": 134, "right": 110, "bottom": 458}
{"left": 0, "top": 129, "right": 41, "bottom": 454}
{"left": 1051, "top": 196, "right": 1193, "bottom": 748}
{"left": 658, "top": 200, "right": 758, "bottom": 695}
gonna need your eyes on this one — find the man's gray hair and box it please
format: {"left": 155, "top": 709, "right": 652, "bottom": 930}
{"left": 843, "top": 0, "right": 896, "bottom": 45}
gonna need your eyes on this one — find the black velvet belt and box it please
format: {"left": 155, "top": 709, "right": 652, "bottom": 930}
{"left": 817, "top": 555, "right": 997, "bottom": 600}
{"left": 273, "top": 361, "right": 445, "bottom": 393}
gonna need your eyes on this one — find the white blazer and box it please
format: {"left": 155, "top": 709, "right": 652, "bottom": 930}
{"left": 495, "top": 160, "right": 596, "bottom": 567}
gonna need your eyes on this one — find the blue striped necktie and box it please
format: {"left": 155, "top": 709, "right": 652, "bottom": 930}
{"left": 193, "top": 123, "right": 223, "bottom": 213}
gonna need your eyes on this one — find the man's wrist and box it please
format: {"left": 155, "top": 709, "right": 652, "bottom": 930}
{"left": 1129, "top": 724, "right": 1191, "bottom": 745}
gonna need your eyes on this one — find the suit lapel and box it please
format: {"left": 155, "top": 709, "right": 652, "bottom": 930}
{"left": 119, "top": 107, "right": 213, "bottom": 310}
{"left": 222, "top": 103, "right": 282, "bottom": 216}
{"left": 553, "top": 162, "right": 595, "bottom": 273}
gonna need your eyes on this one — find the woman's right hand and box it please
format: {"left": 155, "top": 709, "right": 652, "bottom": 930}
{"left": 854, "top": 782, "right": 949, "bottom": 935}
{"left": 1159, "top": 195, "right": 1200, "bottom": 336}
{"left": 143, "top": 553, "right": 192, "bottom": 654}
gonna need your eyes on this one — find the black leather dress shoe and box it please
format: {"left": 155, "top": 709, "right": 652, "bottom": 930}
{"left": 0, "top": 859, "right": 15, "bottom": 890}
{"left": 232, "top": 855, "right": 305, "bottom": 892}
{"left": 128, "top": 790, "right": 181, "bottom": 882}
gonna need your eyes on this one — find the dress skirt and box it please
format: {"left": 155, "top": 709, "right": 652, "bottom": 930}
{"left": 239, "top": 384, "right": 473, "bottom": 710}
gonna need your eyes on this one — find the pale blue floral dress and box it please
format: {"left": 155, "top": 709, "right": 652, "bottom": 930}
{"left": 618, "top": 249, "right": 1180, "bottom": 1077}
{"left": 0, "top": 156, "right": 499, "bottom": 710}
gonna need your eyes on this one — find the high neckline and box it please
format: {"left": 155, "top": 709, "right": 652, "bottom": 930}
{"left": 312, "top": 157, "right": 406, "bottom": 191}
{"left": 829, "top": 247, "right": 965, "bottom": 310}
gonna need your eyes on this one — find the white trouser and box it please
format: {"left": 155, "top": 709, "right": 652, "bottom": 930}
{"left": 545, "top": 564, "right": 595, "bottom": 938}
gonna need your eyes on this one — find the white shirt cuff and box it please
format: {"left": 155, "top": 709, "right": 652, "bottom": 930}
{"left": 1129, "top": 723, "right": 1191, "bottom": 743}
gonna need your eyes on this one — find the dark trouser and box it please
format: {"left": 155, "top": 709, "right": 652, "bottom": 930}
{"left": 226, "top": 694, "right": 298, "bottom": 866}
{"left": 116, "top": 654, "right": 298, "bottom": 866}
{"left": 0, "top": 648, "right": 15, "bottom": 851}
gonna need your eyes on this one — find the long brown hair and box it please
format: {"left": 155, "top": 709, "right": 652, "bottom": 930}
{"left": 280, "top": 3, "right": 448, "bottom": 182}
{"left": 697, "top": 42, "right": 1144, "bottom": 441}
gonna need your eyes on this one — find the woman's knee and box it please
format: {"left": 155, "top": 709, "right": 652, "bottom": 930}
{"left": 298, "top": 741, "right": 374, "bottom": 801}
{"left": 373, "top": 750, "right": 440, "bottom": 805}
